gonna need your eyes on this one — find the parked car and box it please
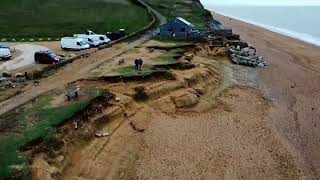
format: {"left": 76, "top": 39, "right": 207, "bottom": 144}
{"left": 74, "top": 30, "right": 111, "bottom": 46}
{"left": 34, "top": 50, "right": 64, "bottom": 64}
{"left": 74, "top": 35, "right": 100, "bottom": 47}
{"left": 106, "top": 29, "right": 126, "bottom": 41}
{"left": 0, "top": 45, "right": 11, "bottom": 60}
{"left": 0, "top": 44, "right": 10, "bottom": 49}
{"left": 61, "top": 37, "right": 90, "bottom": 51}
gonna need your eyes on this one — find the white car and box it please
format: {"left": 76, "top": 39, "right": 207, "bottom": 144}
{"left": 74, "top": 35, "right": 100, "bottom": 47}
{"left": 61, "top": 37, "right": 90, "bottom": 51}
{"left": 74, "top": 30, "right": 111, "bottom": 46}
{"left": 97, "top": 35, "right": 111, "bottom": 45}
{"left": 0, "top": 45, "right": 11, "bottom": 60}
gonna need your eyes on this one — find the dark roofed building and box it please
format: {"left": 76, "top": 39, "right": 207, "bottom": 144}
{"left": 160, "top": 17, "right": 200, "bottom": 39}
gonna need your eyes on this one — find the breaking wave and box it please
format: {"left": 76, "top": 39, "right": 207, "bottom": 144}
{"left": 214, "top": 11, "right": 320, "bottom": 47}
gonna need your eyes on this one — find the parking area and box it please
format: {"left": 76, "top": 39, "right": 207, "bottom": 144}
{"left": 0, "top": 42, "right": 90, "bottom": 73}
{"left": 0, "top": 44, "right": 48, "bottom": 72}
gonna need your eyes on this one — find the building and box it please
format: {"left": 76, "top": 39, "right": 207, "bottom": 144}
{"left": 160, "top": 17, "right": 200, "bottom": 39}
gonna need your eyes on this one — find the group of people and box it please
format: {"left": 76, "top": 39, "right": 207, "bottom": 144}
{"left": 134, "top": 58, "right": 143, "bottom": 71}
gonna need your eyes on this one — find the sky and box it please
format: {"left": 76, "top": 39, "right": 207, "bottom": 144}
{"left": 200, "top": 0, "right": 320, "bottom": 6}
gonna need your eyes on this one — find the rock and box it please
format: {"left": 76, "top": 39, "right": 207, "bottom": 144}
{"left": 173, "top": 90, "right": 199, "bottom": 108}
{"left": 154, "top": 96, "right": 176, "bottom": 113}
{"left": 95, "top": 132, "right": 110, "bottom": 138}
{"left": 193, "top": 86, "right": 207, "bottom": 95}
{"left": 32, "top": 157, "right": 61, "bottom": 180}
{"left": 2, "top": 71, "right": 11, "bottom": 77}
{"left": 258, "top": 63, "right": 265, "bottom": 67}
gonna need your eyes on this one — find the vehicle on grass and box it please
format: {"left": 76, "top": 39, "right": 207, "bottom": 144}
{"left": 34, "top": 50, "right": 64, "bottom": 64}
{"left": 106, "top": 29, "right": 126, "bottom": 41}
{"left": 74, "top": 30, "right": 111, "bottom": 46}
{"left": 61, "top": 37, "right": 90, "bottom": 51}
{"left": 0, "top": 45, "right": 11, "bottom": 60}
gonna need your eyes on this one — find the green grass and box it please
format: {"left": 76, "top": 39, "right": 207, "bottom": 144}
{"left": 117, "top": 65, "right": 153, "bottom": 77}
{"left": 0, "top": 89, "right": 103, "bottom": 179}
{"left": 144, "top": 0, "right": 209, "bottom": 29}
{"left": 157, "top": 53, "right": 181, "bottom": 63}
{"left": 0, "top": 0, "right": 151, "bottom": 38}
{"left": 147, "top": 40, "right": 193, "bottom": 49}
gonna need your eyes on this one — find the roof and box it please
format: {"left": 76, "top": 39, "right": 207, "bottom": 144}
{"left": 176, "top": 17, "right": 194, "bottom": 27}
{"left": 0, "top": 44, "right": 9, "bottom": 49}
{"left": 161, "top": 17, "right": 194, "bottom": 28}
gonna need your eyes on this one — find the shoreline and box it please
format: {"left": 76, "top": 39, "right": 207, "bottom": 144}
{"left": 211, "top": 11, "right": 320, "bottom": 47}
{"left": 213, "top": 12, "right": 320, "bottom": 178}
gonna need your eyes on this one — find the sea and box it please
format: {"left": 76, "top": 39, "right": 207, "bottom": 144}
{"left": 205, "top": 6, "right": 320, "bottom": 46}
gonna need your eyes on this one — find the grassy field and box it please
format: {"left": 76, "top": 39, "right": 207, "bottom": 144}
{"left": 117, "top": 65, "right": 153, "bottom": 77}
{"left": 144, "top": 0, "right": 210, "bottom": 29}
{"left": 0, "top": 0, "right": 151, "bottom": 38}
{"left": 157, "top": 53, "right": 181, "bottom": 63}
{"left": 0, "top": 89, "right": 103, "bottom": 179}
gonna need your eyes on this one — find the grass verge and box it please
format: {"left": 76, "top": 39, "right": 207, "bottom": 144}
{"left": 144, "top": 0, "right": 210, "bottom": 29}
{"left": 0, "top": 0, "right": 151, "bottom": 38}
{"left": 0, "top": 89, "right": 103, "bottom": 179}
{"left": 117, "top": 65, "right": 153, "bottom": 77}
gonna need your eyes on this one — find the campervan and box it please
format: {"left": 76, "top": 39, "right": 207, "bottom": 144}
{"left": 61, "top": 37, "right": 90, "bottom": 51}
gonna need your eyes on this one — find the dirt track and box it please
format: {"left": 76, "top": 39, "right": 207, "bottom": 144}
{"left": 0, "top": 36, "right": 148, "bottom": 116}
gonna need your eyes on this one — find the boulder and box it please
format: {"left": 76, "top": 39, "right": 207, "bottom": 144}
{"left": 32, "top": 157, "right": 61, "bottom": 180}
{"left": 193, "top": 85, "right": 207, "bottom": 95}
{"left": 154, "top": 96, "right": 176, "bottom": 113}
{"left": 173, "top": 90, "right": 199, "bottom": 108}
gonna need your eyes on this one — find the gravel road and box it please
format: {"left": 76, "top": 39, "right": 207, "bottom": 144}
{"left": 0, "top": 44, "right": 48, "bottom": 72}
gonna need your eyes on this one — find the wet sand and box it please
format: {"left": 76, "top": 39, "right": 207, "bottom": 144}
{"left": 213, "top": 12, "right": 320, "bottom": 179}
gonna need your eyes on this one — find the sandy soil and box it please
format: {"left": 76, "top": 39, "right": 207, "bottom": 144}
{"left": 31, "top": 44, "right": 302, "bottom": 180}
{"left": 213, "top": 12, "right": 320, "bottom": 179}
{"left": 129, "top": 87, "right": 300, "bottom": 180}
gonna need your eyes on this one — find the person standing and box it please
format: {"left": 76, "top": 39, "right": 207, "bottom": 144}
{"left": 138, "top": 58, "right": 143, "bottom": 71}
{"left": 134, "top": 58, "right": 139, "bottom": 70}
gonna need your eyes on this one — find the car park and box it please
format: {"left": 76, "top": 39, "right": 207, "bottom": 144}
{"left": 34, "top": 50, "right": 64, "bottom": 64}
{"left": 0, "top": 45, "right": 11, "bottom": 60}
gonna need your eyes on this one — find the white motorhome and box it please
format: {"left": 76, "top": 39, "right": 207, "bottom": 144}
{"left": 0, "top": 45, "right": 11, "bottom": 60}
{"left": 61, "top": 37, "right": 90, "bottom": 51}
{"left": 74, "top": 30, "right": 111, "bottom": 46}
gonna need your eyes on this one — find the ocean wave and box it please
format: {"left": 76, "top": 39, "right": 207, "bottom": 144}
{"left": 214, "top": 11, "right": 320, "bottom": 46}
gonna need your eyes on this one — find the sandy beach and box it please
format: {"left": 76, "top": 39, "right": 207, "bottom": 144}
{"left": 213, "top": 12, "right": 320, "bottom": 179}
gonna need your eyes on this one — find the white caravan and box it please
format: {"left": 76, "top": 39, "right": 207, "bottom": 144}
{"left": 61, "top": 37, "right": 90, "bottom": 51}
{"left": 74, "top": 30, "right": 111, "bottom": 46}
{"left": 0, "top": 45, "right": 11, "bottom": 60}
